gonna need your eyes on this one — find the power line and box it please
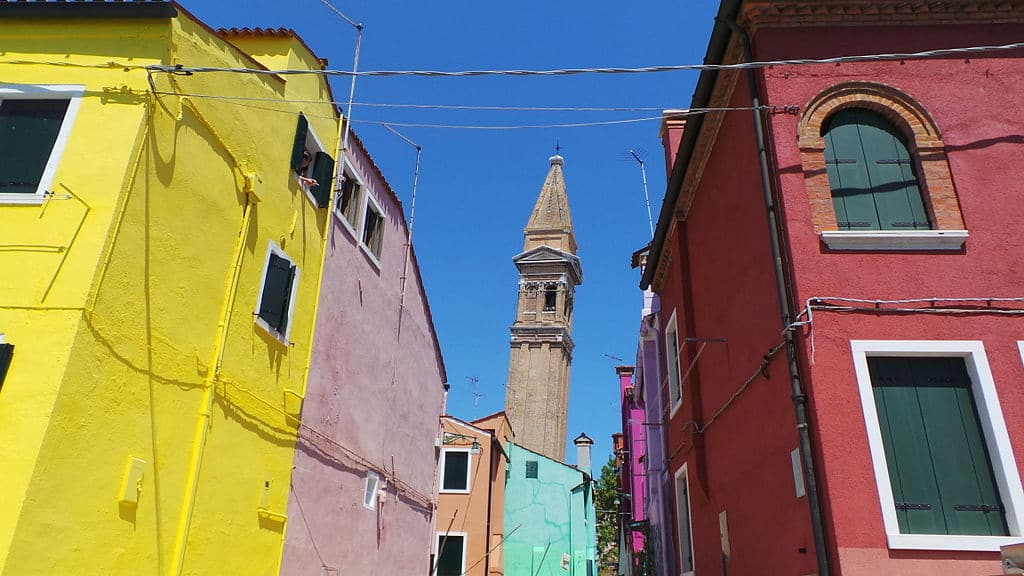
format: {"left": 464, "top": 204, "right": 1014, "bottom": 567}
{"left": 144, "top": 41, "right": 1024, "bottom": 78}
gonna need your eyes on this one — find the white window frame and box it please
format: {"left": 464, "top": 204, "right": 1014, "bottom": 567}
{"left": 253, "top": 241, "right": 300, "bottom": 345}
{"left": 359, "top": 189, "right": 385, "bottom": 269}
{"left": 292, "top": 120, "right": 331, "bottom": 208}
{"left": 363, "top": 470, "right": 380, "bottom": 510}
{"left": 851, "top": 340, "right": 1024, "bottom": 551}
{"left": 673, "top": 464, "right": 695, "bottom": 576}
{"left": 665, "top": 310, "right": 683, "bottom": 418}
{"left": 434, "top": 531, "right": 467, "bottom": 576}
{"left": 0, "top": 84, "right": 84, "bottom": 205}
{"left": 332, "top": 157, "right": 364, "bottom": 239}
{"left": 439, "top": 447, "right": 472, "bottom": 494}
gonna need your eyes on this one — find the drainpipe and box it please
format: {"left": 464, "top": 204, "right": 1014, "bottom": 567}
{"left": 725, "top": 19, "right": 831, "bottom": 576}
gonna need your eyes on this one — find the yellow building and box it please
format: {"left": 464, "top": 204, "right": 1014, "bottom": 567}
{"left": 0, "top": 3, "right": 342, "bottom": 574}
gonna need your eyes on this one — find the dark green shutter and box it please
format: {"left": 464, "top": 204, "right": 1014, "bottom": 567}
{"left": 309, "top": 151, "right": 334, "bottom": 208}
{"left": 0, "top": 99, "right": 70, "bottom": 194}
{"left": 258, "top": 254, "right": 295, "bottom": 333}
{"left": 869, "top": 357, "right": 1007, "bottom": 536}
{"left": 290, "top": 113, "right": 309, "bottom": 171}
{"left": 823, "top": 109, "right": 930, "bottom": 231}
{"left": 0, "top": 343, "right": 14, "bottom": 390}
{"left": 443, "top": 451, "right": 469, "bottom": 491}
{"left": 437, "top": 535, "right": 464, "bottom": 576}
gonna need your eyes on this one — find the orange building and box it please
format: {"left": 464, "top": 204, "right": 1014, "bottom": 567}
{"left": 435, "top": 413, "right": 514, "bottom": 576}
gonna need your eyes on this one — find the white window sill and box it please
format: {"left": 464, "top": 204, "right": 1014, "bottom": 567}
{"left": 439, "top": 488, "right": 471, "bottom": 495}
{"left": 254, "top": 316, "right": 292, "bottom": 348}
{"left": 887, "top": 533, "right": 1022, "bottom": 552}
{"left": 359, "top": 242, "right": 382, "bottom": 270}
{"left": 821, "top": 230, "right": 968, "bottom": 251}
{"left": 0, "top": 193, "right": 46, "bottom": 205}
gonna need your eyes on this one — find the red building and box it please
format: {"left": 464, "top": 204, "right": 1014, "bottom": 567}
{"left": 642, "top": 2, "right": 1024, "bottom": 575}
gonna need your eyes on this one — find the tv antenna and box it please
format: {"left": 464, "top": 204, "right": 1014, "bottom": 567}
{"left": 466, "top": 376, "right": 484, "bottom": 407}
{"left": 621, "top": 147, "right": 655, "bottom": 237}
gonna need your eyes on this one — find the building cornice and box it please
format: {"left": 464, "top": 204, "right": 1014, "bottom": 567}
{"left": 739, "top": 1, "right": 1024, "bottom": 31}
{"left": 509, "top": 326, "right": 575, "bottom": 352}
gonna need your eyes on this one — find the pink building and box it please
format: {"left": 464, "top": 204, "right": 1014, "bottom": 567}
{"left": 642, "top": 2, "right": 1024, "bottom": 575}
{"left": 280, "top": 131, "right": 446, "bottom": 574}
{"left": 616, "top": 365, "right": 649, "bottom": 575}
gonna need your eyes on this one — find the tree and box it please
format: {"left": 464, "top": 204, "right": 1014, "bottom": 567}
{"left": 594, "top": 454, "right": 620, "bottom": 575}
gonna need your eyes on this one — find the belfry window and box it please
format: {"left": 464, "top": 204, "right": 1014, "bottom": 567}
{"left": 543, "top": 284, "right": 557, "bottom": 312}
{"left": 823, "top": 108, "right": 930, "bottom": 231}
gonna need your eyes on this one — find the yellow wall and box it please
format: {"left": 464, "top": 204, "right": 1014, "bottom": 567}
{"left": 0, "top": 13, "right": 338, "bottom": 576}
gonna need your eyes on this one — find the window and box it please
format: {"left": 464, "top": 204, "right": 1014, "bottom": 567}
{"left": 665, "top": 311, "right": 682, "bottom": 415}
{"left": 335, "top": 164, "right": 363, "bottom": 232}
{"left": 543, "top": 284, "right": 558, "bottom": 312}
{"left": 823, "top": 108, "right": 929, "bottom": 232}
{"left": 363, "top": 471, "right": 380, "bottom": 509}
{"left": 361, "top": 192, "right": 385, "bottom": 262}
{"left": 0, "top": 85, "right": 82, "bottom": 205}
{"left": 255, "top": 243, "right": 300, "bottom": 343}
{"left": 852, "top": 340, "right": 1024, "bottom": 551}
{"left": 435, "top": 533, "right": 466, "bottom": 576}
{"left": 0, "top": 339, "right": 12, "bottom": 391}
{"left": 290, "top": 113, "right": 335, "bottom": 208}
{"left": 440, "top": 449, "right": 471, "bottom": 493}
{"left": 525, "top": 460, "right": 538, "bottom": 479}
{"left": 674, "top": 465, "right": 695, "bottom": 576}
{"left": 797, "top": 82, "right": 967, "bottom": 250}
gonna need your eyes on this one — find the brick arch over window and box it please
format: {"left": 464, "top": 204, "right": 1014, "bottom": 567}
{"left": 797, "top": 82, "right": 964, "bottom": 232}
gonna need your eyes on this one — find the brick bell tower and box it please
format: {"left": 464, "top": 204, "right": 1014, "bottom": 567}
{"left": 504, "top": 154, "right": 583, "bottom": 461}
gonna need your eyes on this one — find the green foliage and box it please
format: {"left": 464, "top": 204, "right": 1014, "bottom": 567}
{"left": 594, "top": 455, "right": 620, "bottom": 573}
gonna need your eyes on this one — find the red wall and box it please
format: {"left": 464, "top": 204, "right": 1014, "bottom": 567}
{"left": 756, "top": 22, "right": 1024, "bottom": 575}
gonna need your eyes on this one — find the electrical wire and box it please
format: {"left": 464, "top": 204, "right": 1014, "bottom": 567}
{"left": 143, "top": 41, "right": 1024, "bottom": 78}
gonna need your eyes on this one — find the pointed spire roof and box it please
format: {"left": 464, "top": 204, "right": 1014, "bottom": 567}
{"left": 524, "top": 155, "right": 577, "bottom": 254}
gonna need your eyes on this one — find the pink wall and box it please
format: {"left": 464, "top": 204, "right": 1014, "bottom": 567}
{"left": 280, "top": 134, "right": 446, "bottom": 575}
{"left": 757, "top": 23, "right": 1024, "bottom": 575}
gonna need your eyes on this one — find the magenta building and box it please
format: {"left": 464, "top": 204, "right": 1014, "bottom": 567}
{"left": 280, "top": 131, "right": 447, "bottom": 575}
{"left": 616, "top": 364, "right": 649, "bottom": 574}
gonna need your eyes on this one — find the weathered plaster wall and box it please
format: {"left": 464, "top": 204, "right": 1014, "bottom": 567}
{"left": 280, "top": 132, "right": 446, "bottom": 576}
{"left": 758, "top": 22, "right": 1024, "bottom": 576}
{"left": 1, "top": 13, "right": 335, "bottom": 575}
{"left": 503, "top": 443, "right": 596, "bottom": 576}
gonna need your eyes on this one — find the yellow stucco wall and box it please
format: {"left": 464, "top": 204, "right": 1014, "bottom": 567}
{"left": 0, "top": 12, "right": 338, "bottom": 576}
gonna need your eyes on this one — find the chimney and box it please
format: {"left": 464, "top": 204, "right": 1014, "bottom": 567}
{"left": 574, "top": 432, "right": 594, "bottom": 475}
{"left": 659, "top": 110, "right": 687, "bottom": 178}
{"left": 616, "top": 365, "right": 635, "bottom": 401}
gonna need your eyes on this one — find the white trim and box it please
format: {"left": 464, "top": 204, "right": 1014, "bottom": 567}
{"left": 435, "top": 531, "right": 467, "bottom": 576}
{"left": 0, "top": 84, "right": 84, "bottom": 205}
{"left": 359, "top": 188, "right": 385, "bottom": 268}
{"left": 673, "top": 464, "right": 695, "bottom": 576}
{"left": 332, "top": 157, "right": 363, "bottom": 239}
{"left": 439, "top": 447, "right": 472, "bottom": 494}
{"left": 363, "top": 470, "right": 380, "bottom": 510}
{"left": 851, "top": 340, "right": 1024, "bottom": 551}
{"left": 821, "top": 230, "right": 968, "bottom": 251}
{"left": 665, "top": 310, "right": 683, "bottom": 418}
{"left": 253, "top": 241, "right": 300, "bottom": 345}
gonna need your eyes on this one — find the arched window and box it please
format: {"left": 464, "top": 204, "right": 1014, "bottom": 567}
{"left": 823, "top": 108, "right": 930, "bottom": 231}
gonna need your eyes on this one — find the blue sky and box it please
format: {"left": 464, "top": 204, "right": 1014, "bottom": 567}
{"left": 189, "top": 0, "right": 718, "bottom": 466}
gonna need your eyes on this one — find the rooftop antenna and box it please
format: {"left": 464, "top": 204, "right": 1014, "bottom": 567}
{"left": 466, "top": 376, "right": 483, "bottom": 407}
{"left": 621, "top": 147, "right": 655, "bottom": 237}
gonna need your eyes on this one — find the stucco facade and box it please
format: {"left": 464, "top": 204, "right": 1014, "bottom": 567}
{"left": 641, "top": 1, "right": 1024, "bottom": 575}
{"left": 0, "top": 4, "right": 344, "bottom": 575}
{"left": 278, "top": 129, "right": 446, "bottom": 574}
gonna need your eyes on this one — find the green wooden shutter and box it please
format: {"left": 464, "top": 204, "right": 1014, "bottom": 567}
{"left": 823, "top": 109, "right": 930, "bottom": 231}
{"left": 443, "top": 451, "right": 469, "bottom": 491}
{"left": 309, "top": 151, "right": 334, "bottom": 208}
{"left": 437, "top": 535, "right": 464, "bottom": 576}
{"left": 258, "top": 254, "right": 295, "bottom": 333}
{"left": 290, "top": 113, "right": 309, "bottom": 171}
{"left": 0, "top": 343, "right": 14, "bottom": 390}
{"left": 869, "top": 357, "right": 1007, "bottom": 536}
{"left": 0, "top": 99, "right": 70, "bottom": 194}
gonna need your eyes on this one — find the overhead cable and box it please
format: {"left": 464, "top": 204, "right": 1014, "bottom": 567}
{"left": 144, "top": 41, "right": 1024, "bottom": 78}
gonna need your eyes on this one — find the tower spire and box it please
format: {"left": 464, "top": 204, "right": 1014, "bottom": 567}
{"left": 523, "top": 154, "right": 577, "bottom": 254}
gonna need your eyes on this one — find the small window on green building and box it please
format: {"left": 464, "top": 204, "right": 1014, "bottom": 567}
{"left": 525, "top": 460, "right": 538, "bottom": 479}
{"left": 823, "top": 108, "right": 930, "bottom": 231}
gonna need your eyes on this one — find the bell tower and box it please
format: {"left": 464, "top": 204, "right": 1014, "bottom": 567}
{"left": 504, "top": 154, "right": 583, "bottom": 461}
